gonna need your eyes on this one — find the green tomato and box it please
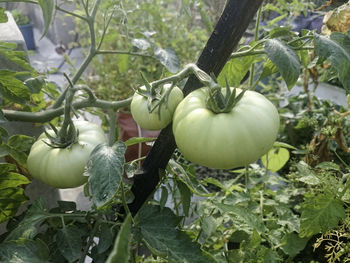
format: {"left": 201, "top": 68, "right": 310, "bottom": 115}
{"left": 172, "top": 87, "right": 280, "bottom": 169}
{"left": 27, "top": 120, "right": 106, "bottom": 188}
{"left": 130, "top": 84, "right": 183, "bottom": 130}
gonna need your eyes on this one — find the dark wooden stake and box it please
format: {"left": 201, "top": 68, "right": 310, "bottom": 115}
{"left": 129, "top": 0, "right": 264, "bottom": 215}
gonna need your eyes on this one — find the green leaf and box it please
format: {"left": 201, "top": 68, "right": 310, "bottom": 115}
{"left": 0, "top": 42, "right": 32, "bottom": 71}
{"left": 315, "top": 162, "right": 340, "bottom": 171}
{"left": 7, "top": 134, "right": 35, "bottom": 152}
{"left": 261, "top": 147, "right": 290, "bottom": 172}
{"left": 281, "top": 233, "right": 309, "bottom": 258}
{"left": 200, "top": 216, "right": 219, "bottom": 238}
{"left": 273, "top": 141, "right": 297, "bottom": 150}
{"left": 0, "top": 70, "right": 31, "bottom": 104}
{"left": 159, "top": 186, "right": 168, "bottom": 209}
{"left": 0, "top": 172, "right": 30, "bottom": 189}
{"left": 0, "top": 7, "right": 8, "bottom": 23}
{"left": 5, "top": 199, "right": 49, "bottom": 241}
{"left": 131, "top": 38, "right": 151, "bottom": 50}
{"left": 314, "top": 33, "right": 350, "bottom": 91}
{"left": 135, "top": 205, "right": 215, "bottom": 263}
{"left": 299, "top": 194, "right": 346, "bottom": 238}
{"left": 0, "top": 163, "right": 30, "bottom": 224}
{"left": 87, "top": 142, "right": 126, "bottom": 208}
{"left": 264, "top": 39, "right": 301, "bottom": 89}
{"left": 154, "top": 47, "right": 180, "bottom": 73}
{"left": 106, "top": 215, "right": 132, "bottom": 263}
{"left": 258, "top": 59, "right": 278, "bottom": 81}
{"left": 177, "top": 180, "right": 192, "bottom": 216}
{"left": 218, "top": 55, "right": 256, "bottom": 87}
{"left": 168, "top": 159, "right": 213, "bottom": 197}
{"left": 56, "top": 225, "right": 83, "bottom": 263}
{"left": 96, "top": 223, "right": 114, "bottom": 254}
{"left": 0, "top": 239, "right": 50, "bottom": 263}
{"left": 38, "top": 0, "right": 56, "bottom": 38}
{"left": 124, "top": 137, "right": 156, "bottom": 147}
{"left": 214, "top": 203, "right": 266, "bottom": 234}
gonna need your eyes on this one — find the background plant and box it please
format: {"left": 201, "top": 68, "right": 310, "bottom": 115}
{"left": 0, "top": 0, "right": 350, "bottom": 263}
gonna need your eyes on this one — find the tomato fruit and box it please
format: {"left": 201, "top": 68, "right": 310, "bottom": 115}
{"left": 27, "top": 120, "right": 106, "bottom": 188}
{"left": 172, "top": 87, "right": 280, "bottom": 169}
{"left": 130, "top": 84, "right": 183, "bottom": 130}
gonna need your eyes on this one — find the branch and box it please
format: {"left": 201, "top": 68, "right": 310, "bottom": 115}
{"left": 3, "top": 98, "right": 132, "bottom": 123}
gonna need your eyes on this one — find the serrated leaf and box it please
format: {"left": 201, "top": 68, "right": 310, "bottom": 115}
{"left": 0, "top": 70, "right": 31, "bottom": 104}
{"left": 5, "top": 199, "right": 49, "bottom": 241}
{"left": 0, "top": 43, "right": 32, "bottom": 71}
{"left": 97, "top": 223, "right": 114, "bottom": 254}
{"left": 281, "top": 233, "right": 308, "bottom": 258}
{"left": 131, "top": 38, "right": 151, "bottom": 50}
{"left": 299, "top": 194, "right": 346, "bottom": 238}
{"left": 264, "top": 39, "right": 301, "bottom": 89}
{"left": 135, "top": 205, "right": 215, "bottom": 263}
{"left": 7, "top": 134, "right": 35, "bottom": 152}
{"left": 154, "top": 47, "right": 180, "bottom": 73}
{"left": 214, "top": 203, "right": 266, "bottom": 234}
{"left": 0, "top": 7, "right": 8, "bottom": 23}
{"left": 168, "top": 159, "right": 213, "bottom": 197}
{"left": 0, "top": 239, "right": 50, "bottom": 263}
{"left": 315, "top": 162, "right": 340, "bottom": 171}
{"left": 314, "top": 33, "right": 350, "bottom": 91}
{"left": 124, "top": 137, "right": 156, "bottom": 146}
{"left": 106, "top": 215, "right": 132, "bottom": 263}
{"left": 38, "top": 0, "right": 56, "bottom": 38}
{"left": 258, "top": 59, "right": 278, "bottom": 81}
{"left": 176, "top": 180, "right": 191, "bottom": 216}
{"left": 87, "top": 142, "right": 126, "bottom": 208}
{"left": 261, "top": 147, "right": 290, "bottom": 172}
{"left": 56, "top": 225, "right": 83, "bottom": 263}
{"left": 218, "top": 55, "right": 257, "bottom": 87}
{"left": 0, "top": 172, "right": 30, "bottom": 189}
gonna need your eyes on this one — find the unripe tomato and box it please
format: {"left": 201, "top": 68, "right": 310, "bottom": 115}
{"left": 172, "top": 87, "right": 280, "bottom": 169}
{"left": 27, "top": 121, "right": 106, "bottom": 188}
{"left": 130, "top": 84, "right": 183, "bottom": 130}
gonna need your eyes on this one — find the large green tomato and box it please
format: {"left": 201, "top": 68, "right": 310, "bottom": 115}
{"left": 172, "top": 87, "right": 280, "bottom": 169}
{"left": 130, "top": 84, "right": 183, "bottom": 130}
{"left": 27, "top": 120, "right": 106, "bottom": 188}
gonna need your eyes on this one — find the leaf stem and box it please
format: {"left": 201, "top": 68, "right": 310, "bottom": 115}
{"left": 79, "top": 220, "right": 99, "bottom": 263}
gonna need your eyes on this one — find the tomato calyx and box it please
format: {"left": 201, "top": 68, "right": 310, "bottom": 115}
{"left": 135, "top": 73, "right": 177, "bottom": 119}
{"left": 43, "top": 121, "right": 79, "bottom": 148}
{"left": 206, "top": 81, "right": 247, "bottom": 114}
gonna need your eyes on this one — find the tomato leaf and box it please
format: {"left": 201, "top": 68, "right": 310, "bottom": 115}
{"left": 261, "top": 147, "right": 290, "bottom": 172}
{"left": 5, "top": 199, "right": 49, "bottom": 241}
{"left": 0, "top": 42, "right": 33, "bottom": 71}
{"left": 0, "top": 163, "right": 30, "bottom": 224}
{"left": 106, "top": 215, "right": 132, "bottom": 263}
{"left": 96, "top": 223, "right": 114, "bottom": 254}
{"left": 176, "top": 180, "right": 192, "bottom": 216}
{"left": 0, "top": 7, "right": 7, "bottom": 23}
{"left": 314, "top": 33, "right": 350, "bottom": 92}
{"left": 38, "top": 0, "right": 56, "bottom": 39}
{"left": 87, "top": 142, "right": 127, "bottom": 208}
{"left": 0, "top": 70, "right": 31, "bottom": 104}
{"left": 7, "top": 134, "right": 35, "bottom": 152}
{"left": 0, "top": 239, "right": 50, "bottom": 263}
{"left": 135, "top": 205, "right": 215, "bottom": 263}
{"left": 131, "top": 38, "right": 151, "bottom": 50}
{"left": 56, "top": 225, "right": 84, "bottom": 263}
{"left": 281, "top": 233, "right": 309, "bottom": 258}
{"left": 167, "top": 159, "right": 213, "bottom": 197}
{"left": 299, "top": 193, "right": 346, "bottom": 238}
{"left": 218, "top": 55, "right": 258, "bottom": 87}
{"left": 264, "top": 39, "right": 301, "bottom": 89}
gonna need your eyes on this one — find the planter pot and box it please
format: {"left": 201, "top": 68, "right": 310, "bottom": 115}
{"left": 118, "top": 112, "right": 160, "bottom": 163}
{"left": 18, "top": 23, "right": 35, "bottom": 50}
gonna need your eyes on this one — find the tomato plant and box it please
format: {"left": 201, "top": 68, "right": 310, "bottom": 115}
{"left": 27, "top": 121, "right": 106, "bottom": 188}
{"left": 131, "top": 84, "right": 183, "bottom": 130}
{"left": 172, "top": 87, "right": 280, "bottom": 169}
